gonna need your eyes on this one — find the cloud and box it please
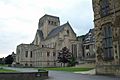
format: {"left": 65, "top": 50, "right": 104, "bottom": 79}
{"left": 0, "top": 0, "right": 94, "bottom": 58}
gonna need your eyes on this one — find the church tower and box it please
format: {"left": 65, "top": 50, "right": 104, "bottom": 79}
{"left": 38, "top": 14, "right": 60, "bottom": 39}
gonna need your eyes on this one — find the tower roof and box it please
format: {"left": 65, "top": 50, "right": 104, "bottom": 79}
{"left": 40, "top": 14, "right": 59, "bottom": 20}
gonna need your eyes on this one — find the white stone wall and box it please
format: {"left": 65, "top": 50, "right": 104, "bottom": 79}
{"left": 16, "top": 44, "right": 38, "bottom": 67}
{"left": 33, "top": 48, "right": 58, "bottom": 67}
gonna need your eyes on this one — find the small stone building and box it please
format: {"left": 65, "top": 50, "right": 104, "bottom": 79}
{"left": 16, "top": 14, "right": 78, "bottom": 67}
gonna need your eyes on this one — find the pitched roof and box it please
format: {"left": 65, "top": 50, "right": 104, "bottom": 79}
{"left": 37, "top": 30, "right": 44, "bottom": 40}
{"left": 40, "top": 14, "right": 59, "bottom": 21}
{"left": 46, "top": 22, "right": 76, "bottom": 39}
{"left": 46, "top": 23, "right": 67, "bottom": 39}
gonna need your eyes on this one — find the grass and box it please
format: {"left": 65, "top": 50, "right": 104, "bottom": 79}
{"left": 0, "top": 64, "right": 7, "bottom": 67}
{"left": 39, "top": 67, "right": 93, "bottom": 72}
{"left": 0, "top": 68, "right": 16, "bottom": 72}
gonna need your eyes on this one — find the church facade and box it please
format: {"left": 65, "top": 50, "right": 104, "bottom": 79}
{"left": 92, "top": 0, "right": 120, "bottom": 75}
{"left": 16, "top": 14, "right": 78, "bottom": 67}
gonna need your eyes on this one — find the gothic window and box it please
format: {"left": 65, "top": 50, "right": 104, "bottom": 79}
{"left": 100, "top": 0, "right": 109, "bottom": 16}
{"left": 67, "top": 30, "right": 69, "bottom": 35}
{"left": 25, "top": 51, "right": 28, "bottom": 58}
{"left": 102, "top": 23, "right": 114, "bottom": 60}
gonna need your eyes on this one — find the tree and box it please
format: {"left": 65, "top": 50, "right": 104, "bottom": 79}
{"left": 0, "top": 57, "right": 5, "bottom": 64}
{"left": 5, "top": 55, "right": 14, "bottom": 64}
{"left": 57, "top": 47, "right": 72, "bottom": 67}
{"left": 68, "top": 55, "right": 78, "bottom": 67}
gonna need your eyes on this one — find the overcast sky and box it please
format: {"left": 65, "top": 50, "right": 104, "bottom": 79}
{"left": 0, "top": 0, "right": 94, "bottom": 58}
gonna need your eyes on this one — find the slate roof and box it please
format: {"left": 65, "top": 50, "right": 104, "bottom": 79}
{"left": 37, "top": 30, "right": 44, "bottom": 40}
{"left": 46, "top": 22, "right": 69, "bottom": 39}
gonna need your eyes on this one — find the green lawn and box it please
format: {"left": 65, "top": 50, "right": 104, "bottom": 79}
{"left": 39, "top": 67, "right": 93, "bottom": 72}
{"left": 0, "top": 68, "right": 16, "bottom": 72}
{"left": 0, "top": 64, "right": 7, "bottom": 67}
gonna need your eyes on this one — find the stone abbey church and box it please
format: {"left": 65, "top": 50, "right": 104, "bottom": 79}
{"left": 16, "top": 14, "right": 78, "bottom": 67}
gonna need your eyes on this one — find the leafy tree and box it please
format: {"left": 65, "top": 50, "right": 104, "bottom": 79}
{"left": 68, "top": 55, "right": 78, "bottom": 67}
{"left": 5, "top": 55, "right": 13, "bottom": 64}
{"left": 57, "top": 47, "right": 72, "bottom": 67}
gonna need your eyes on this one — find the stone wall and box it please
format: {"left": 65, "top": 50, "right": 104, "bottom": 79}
{"left": 0, "top": 71, "right": 48, "bottom": 80}
{"left": 92, "top": 0, "right": 120, "bottom": 76}
{"left": 96, "top": 65, "right": 120, "bottom": 76}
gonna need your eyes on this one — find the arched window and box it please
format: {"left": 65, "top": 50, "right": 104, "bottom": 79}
{"left": 102, "top": 23, "right": 114, "bottom": 60}
{"left": 100, "top": 0, "right": 109, "bottom": 16}
{"left": 67, "top": 30, "right": 69, "bottom": 35}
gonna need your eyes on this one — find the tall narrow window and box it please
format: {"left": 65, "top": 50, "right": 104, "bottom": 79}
{"left": 48, "top": 20, "right": 50, "bottom": 24}
{"left": 71, "top": 44, "right": 77, "bottom": 58}
{"left": 100, "top": 0, "right": 109, "bottom": 16}
{"left": 53, "top": 52, "right": 56, "bottom": 57}
{"left": 25, "top": 51, "right": 28, "bottom": 58}
{"left": 102, "top": 23, "right": 114, "bottom": 60}
{"left": 67, "top": 30, "right": 69, "bottom": 35}
{"left": 47, "top": 52, "right": 50, "bottom": 57}
{"left": 30, "top": 51, "right": 32, "bottom": 58}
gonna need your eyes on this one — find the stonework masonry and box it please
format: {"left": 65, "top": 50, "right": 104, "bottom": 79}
{"left": 92, "top": 0, "right": 120, "bottom": 76}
